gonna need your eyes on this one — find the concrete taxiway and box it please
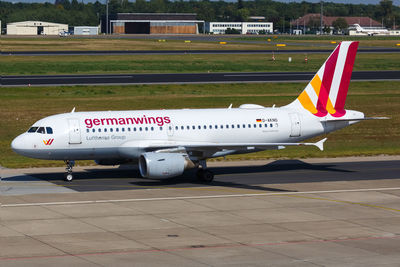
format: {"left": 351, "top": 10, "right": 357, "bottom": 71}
{"left": 3, "top": 70, "right": 400, "bottom": 86}
{"left": 1, "top": 156, "right": 400, "bottom": 266}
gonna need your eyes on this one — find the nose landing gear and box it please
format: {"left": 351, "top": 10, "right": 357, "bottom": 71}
{"left": 64, "top": 160, "right": 75, "bottom": 182}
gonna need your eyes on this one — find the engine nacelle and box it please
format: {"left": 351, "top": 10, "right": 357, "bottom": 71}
{"left": 139, "top": 152, "right": 194, "bottom": 179}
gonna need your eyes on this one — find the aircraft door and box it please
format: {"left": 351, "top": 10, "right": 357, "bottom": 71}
{"left": 167, "top": 123, "right": 174, "bottom": 137}
{"left": 289, "top": 113, "right": 301, "bottom": 137}
{"left": 68, "top": 119, "right": 82, "bottom": 144}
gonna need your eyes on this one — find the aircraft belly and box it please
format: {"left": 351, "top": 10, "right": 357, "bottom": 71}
{"left": 16, "top": 147, "right": 121, "bottom": 160}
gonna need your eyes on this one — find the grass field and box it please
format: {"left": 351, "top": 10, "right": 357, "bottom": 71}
{"left": 2, "top": 53, "right": 400, "bottom": 75}
{"left": 1, "top": 81, "right": 399, "bottom": 168}
{"left": 2, "top": 35, "right": 400, "bottom": 52}
{"left": 1, "top": 37, "right": 287, "bottom": 51}
{"left": 233, "top": 35, "right": 400, "bottom": 47}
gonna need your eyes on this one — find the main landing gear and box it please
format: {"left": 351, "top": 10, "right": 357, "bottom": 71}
{"left": 196, "top": 160, "right": 214, "bottom": 183}
{"left": 64, "top": 160, "right": 75, "bottom": 182}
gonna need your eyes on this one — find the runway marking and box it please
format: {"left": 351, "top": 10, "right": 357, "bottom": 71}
{"left": 2, "top": 187, "right": 400, "bottom": 207}
{"left": 6, "top": 75, "right": 133, "bottom": 80}
{"left": 0, "top": 234, "right": 399, "bottom": 262}
{"left": 224, "top": 73, "right": 311, "bottom": 77}
{"left": 285, "top": 195, "right": 400, "bottom": 213}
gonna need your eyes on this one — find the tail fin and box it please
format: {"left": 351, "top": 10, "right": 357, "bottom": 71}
{"left": 354, "top": 24, "right": 363, "bottom": 32}
{"left": 287, "top": 41, "right": 359, "bottom": 118}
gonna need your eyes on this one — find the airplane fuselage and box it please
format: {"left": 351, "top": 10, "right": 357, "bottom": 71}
{"left": 12, "top": 106, "right": 334, "bottom": 161}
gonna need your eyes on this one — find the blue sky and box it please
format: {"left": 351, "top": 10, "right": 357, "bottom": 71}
{"left": 6, "top": 0, "right": 400, "bottom": 5}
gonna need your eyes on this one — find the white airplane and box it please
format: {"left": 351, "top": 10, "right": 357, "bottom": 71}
{"left": 11, "top": 41, "right": 384, "bottom": 182}
{"left": 353, "top": 24, "right": 389, "bottom": 36}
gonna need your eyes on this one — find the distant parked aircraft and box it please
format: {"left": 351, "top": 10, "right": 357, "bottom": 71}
{"left": 353, "top": 24, "right": 389, "bottom": 36}
{"left": 11, "top": 41, "right": 386, "bottom": 182}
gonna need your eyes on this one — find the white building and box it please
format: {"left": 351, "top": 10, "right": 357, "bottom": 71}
{"left": 7, "top": 21, "right": 68, "bottom": 35}
{"left": 206, "top": 22, "right": 273, "bottom": 34}
{"left": 74, "top": 26, "right": 99, "bottom": 35}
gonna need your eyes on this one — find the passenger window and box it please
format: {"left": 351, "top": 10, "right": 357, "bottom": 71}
{"left": 37, "top": 127, "right": 45, "bottom": 134}
{"left": 169, "top": 126, "right": 172, "bottom": 130}
{"left": 248, "top": 124, "right": 251, "bottom": 128}
{"left": 198, "top": 125, "right": 201, "bottom": 129}
{"left": 139, "top": 127, "right": 142, "bottom": 131}
{"left": 231, "top": 125, "right": 235, "bottom": 128}
{"left": 259, "top": 124, "right": 262, "bottom": 128}
{"left": 181, "top": 126, "right": 184, "bottom": 130}
{"left": 151, "top": 127, "right": 154, "bottom": 131}
{"left": 92, "top": 129, "right": 95, "bottom": 132}
{"left": 104, "top": 128, "right": 107, "bottom": 132}
{"left": 175, "top": 126, "right": 178, "bottom": 130}
{"left": 270, "top": 123, "right": 273, "bottom": 127}
{"left": 28, "top": 127, "right": 38, "bottom": 133}
{"left": 160, "top": 127, "right": 163, "bottom": 131}
{"left": 46, "top": 127, "right": 53, "bottom": 134}
{"left": 215, "top": 125, "right": 218, "bottom": 129}
{"left": 254, "top": 124, "right": 257, "bottom": 128}
{"left": 237, "top": 124, "right": 240, "bottom": 128}
{"left": 128, "top": 127, "right": 131, "bottom": 131}
{"left": 226, "top": 125, "right": 229, "bottom": 128}
{"left": 145, "top": 127, "right": 148, "bottom": 131}
{"left": 187, "top": 126, "right": 190, "bottom": 130}
{"left": 116, "top": 128, "right": 119, "bottom": 132}
{"left": 265, "top": 124, "right": 268, "bottom": 127}
{"left": 220, "top": 125, "right": 223, "bottom": 129}
{"left": 122, "top": 128, "right": 125, "bottom": 132}
{"left": 243, "top": 124, "right": 245, "bottom": 128}
{"left": 203, "top": 125, "right": 206, "bottom": 129}
{"left": 86, "top": 129, "right": 89, "bottom": 133}
{"left": 110, "top": 128, "right": 113, "bottom": 132}
{"left": 98, "top": 128, "right": 101, "bottom": 132}
{"left": 192, "top": 126, "right": 195, "bottom": 130}
{"left": 134, "top": 127, "right": 137, "bottom": 131}
{"left": 209, "top": 125, "right": 212, "bottom": 129}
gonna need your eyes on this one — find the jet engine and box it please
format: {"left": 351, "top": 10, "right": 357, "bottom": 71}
{"left": 139, "top": 152, "right": 194, "bottom": 179}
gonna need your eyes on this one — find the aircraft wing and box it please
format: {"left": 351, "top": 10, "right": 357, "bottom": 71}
{"left": 119, "top": 138, "right": 327, "bottom": 157}
{"left": 181, "top": 138, "right": 327, "bottom": 151}
{"left": 324, "top": 117, "right": 389, "bottom": 122}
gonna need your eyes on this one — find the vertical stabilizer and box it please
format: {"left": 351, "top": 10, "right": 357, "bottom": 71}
{"left": 286, "top": 41, "right": 359, "bottom": 118}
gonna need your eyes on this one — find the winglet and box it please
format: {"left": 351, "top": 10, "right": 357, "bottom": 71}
{"left": 314, "top": 138, "right": 327, "bottom": 151}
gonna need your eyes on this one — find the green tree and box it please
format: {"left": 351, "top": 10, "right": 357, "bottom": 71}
{"left": 332, "top": 17, "right": 348, "bottom": 33}
{"left": 379, "top": 0, "right": 393, "bottom": 27}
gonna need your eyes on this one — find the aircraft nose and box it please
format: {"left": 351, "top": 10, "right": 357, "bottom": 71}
{"left": 11, "top": 135, "right": 27, "bottom": 153}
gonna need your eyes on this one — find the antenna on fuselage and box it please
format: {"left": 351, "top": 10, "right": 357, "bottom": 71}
{"left": 71, "top": 107, "right": 76, "bottom": 113}
{"left": 228, "top": 104, "right": 232, "bottom": 109}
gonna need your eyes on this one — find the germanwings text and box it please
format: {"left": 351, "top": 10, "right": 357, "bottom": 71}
{"left": 84, "top": 116, "right": 171, "bottom": 128}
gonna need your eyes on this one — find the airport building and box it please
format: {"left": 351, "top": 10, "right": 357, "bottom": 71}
{"left": 6, "top": 21, "right": 68, "bottom": 35}
{"left": 110, "top": 13, "right": 204, "bottom": 34}
{"left": 291, "top": 14, "right": 382, "bottom": 34}
{"left": 74, "top": 26, "right": 99, "bottom": 35}
{"left": 205, "top": 22, "right": 273, "bottom": 34}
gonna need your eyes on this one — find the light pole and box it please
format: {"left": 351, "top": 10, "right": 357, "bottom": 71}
{"left": 106, "top": 0, "right": 109, "bottom": 34}
{"left": 320, "top": 0, "right": 323, "bottom": 35}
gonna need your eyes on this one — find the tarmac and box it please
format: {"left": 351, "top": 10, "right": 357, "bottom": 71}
{"left": 1, "top": 156, "right": 400, "bottom": 266}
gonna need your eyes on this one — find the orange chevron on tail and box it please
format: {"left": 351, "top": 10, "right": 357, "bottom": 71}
{"left": 288, "top": 41, "right": 359, "bottom": 117}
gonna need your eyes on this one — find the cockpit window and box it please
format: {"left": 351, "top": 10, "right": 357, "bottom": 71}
{"left": 37, "top": 127, "right": 46, "bottom": 134}
{"left": 46, "top": 127, "right": 53, "bottom": 134}
{"left": 28, "top": 127, "right": 38, "bottom": 133}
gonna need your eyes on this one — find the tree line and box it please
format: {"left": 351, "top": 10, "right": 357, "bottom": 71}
{"left": 0, "top": 0, "right": 398, "bottom": 30}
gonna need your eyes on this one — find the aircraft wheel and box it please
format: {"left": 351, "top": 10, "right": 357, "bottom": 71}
{"left": 197, "top": 169, "right": 214, "bottom": 183}
{"left": 64, "top": 173, "right": 73, "bottom": 182}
